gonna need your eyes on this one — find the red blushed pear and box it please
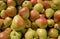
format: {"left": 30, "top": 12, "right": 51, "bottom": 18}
{"left": 5, "top": 6, "right": 17, "bottom": 17}
{"left": 11, "top": 15, "right": 26, "bottom": 31}
{"left": 40, "top": 1, "right": 51, "bottom": 9}
{"left": 19, "top": 7, "right": 29, "bottom": 19}
{"left": 30, "top": 10, "right": 39, "bottom": 21}
{"left": 0, "top": 28, "right": 11, "bottom": 39}
{"left": 35, "top": 17, "right": 47, "bottom": 28}
{"left": 7, "top": 0, "right": 16, "bottom": 6}
{"left": 31, "top": 0, "right": 37, "bottom": 5}
{"left": 54, "top": 10, "right": 60, "bottom": 23}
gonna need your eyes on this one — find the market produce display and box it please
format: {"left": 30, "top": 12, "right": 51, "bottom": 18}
{"left": 0, "top": 0, "right": 60, "bottom": 39}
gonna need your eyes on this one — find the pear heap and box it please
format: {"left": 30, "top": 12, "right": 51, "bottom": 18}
{"left": 0, "top": 0, "right": 60, "bottom": 39}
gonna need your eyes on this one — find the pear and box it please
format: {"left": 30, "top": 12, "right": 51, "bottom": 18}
{"left": 7, "top": 0, "right": 16, "bottom": 6}
{"left": 30, "top": 10, "right": 39, "bottom": 21}
{"left": 0, "top": 28, "right": 11, "bottom": 39}
{"left": 40, "top": 1, "right": 51, "bottom": 9}
{"left": 45, "top": 8, "right": 54, "bottom": 18}
{"left": 0, "top": 1, "right": 6, "bottom": 11}
{"left": 19, "top": 7, "right": 29, "bottom": 19}
{"left": 31, "top": 0, "right": 37, "bottom": 5}
{"left": 35, "top": 17, "right": 47, "bottom": 28}
{"left": 10, "top": 30, "right": 21, "bottom": 39}
{"left": 54, "top": 23, "right": 59, "bottom": 29}
{"left": 22, "top": 1, "right": 32, "bottom": 9}
{"left": 36, "top": 29, "right": 47, "bottom": 39}
{"left": 48, "top": 28, "right": 58, "bottom": 37}
{"left": 11, "top": 15, "right": 26, "bottom": 31}
{"left": 3, "top": 17, "right": 12, "bottom": 29}
{"left": 0, "top": 10, "right": 8, "bottom": 18}
{"left": 25, "top": 28, "right": 38, "bottom": 39}
{"left": 52, "top": 0, "right": 60, "bottom": 5}
{"left": 33, "top": 3, "right": 43, "bottom": 12}
{"left": 5, "top": 6, "right": 17, "bottom": 17}
{"left": 54, "top": 10, "right": 60, "bottom": 23}
{"left": 47, "top": 19, "right": 54, "bottom": 27}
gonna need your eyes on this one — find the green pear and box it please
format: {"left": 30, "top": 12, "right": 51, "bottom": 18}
{"left": 22, "top": 1, "right": 32, "bottom": 9}
{"left": 25, "top": 28, "right": 38, "bottom": 39}
{"left": 33, "top": 3, "right": 43, "bottom": 12}
{"left": 3, "top": 17, "right": 12, "bottom": 29}
{"left": 36, "top": 29, "right": 47, "bottom": 39}
{"left": 47, "top": 19, "right": 54, "bottom": 27}
{"left": 0, "top": 10, "right": 8, "bottom": 18}
{"left": 54, "top": 23, "right": 59, "bottom": 29}
{"left": 10, "top": 30, "right": 21, "bottom": 39}
{"left": 45, "top": 8, "right": 54, "bottom": 18}
{"left": 11, "top": 15, "right": 26, "bottom": 31}
{"left": 52, "top": 0, "right": 60, "bottom": 5}
{"left": 0, "top": 1, "right": 6, "bottom": 11}
{"left": 48, "top": 28, "right": 58, "bottom": 37}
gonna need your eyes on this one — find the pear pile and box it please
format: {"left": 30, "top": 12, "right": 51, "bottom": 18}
{"left": 0, "top": 0, "right": 60, "bottom": 39}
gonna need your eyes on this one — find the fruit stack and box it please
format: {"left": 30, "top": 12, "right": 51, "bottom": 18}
{"left": 0, "top": 0, "right": 60, "bottom": 39}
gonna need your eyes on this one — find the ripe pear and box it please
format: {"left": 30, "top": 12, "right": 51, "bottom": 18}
{"left": 11, "top": 15, "right": 26, "bottom": 31}
{"left": 5, "top": 6, "right": 17, "bottom": 17}
{"left": 19, "top": 7, "right": 29, "bottom": 19}
{"left": 22, "top": 1, "right": 32, "bottom": 9}
{"left": 0, "top": 1, "right": 6, "bottom": 11}
{"left": 25, "top": 28, "right": 38, "bottom": 39}
{"left": 0, "top": 28, "right": 11, "bottom": 39}
{"left": 30, "top": 10, "right": 39, "bottom": 21}
{"left": 47, "top": 19, "right": 54, "bottom": 27}
{"left": 35, "top": 17, "right": 47, "bottom": 28}
{"left": 36, "top": 29, "right": 47, "bottom": 39}
{"left": 3, "top": 17, "right": 12, "bottom": 29}
{"left": 45, "top": 8, "right": 54, "bottom": 18}
{"left": 10, "top": 30, "right": 21, "bottom": 39}
{"left": 54, "top": 10, "right": 60, "bottom": 23}
{"left": 48, "top": 28, "right": 58, "bottom": 37}
{"left": 0, "top": 10, "right": 8, "bottom": 18}
{"left": 33, "top": 3, "right": 43, "bottom": 12}
{"left": 7, "top": 0, "right": 16, "bottom": 6}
